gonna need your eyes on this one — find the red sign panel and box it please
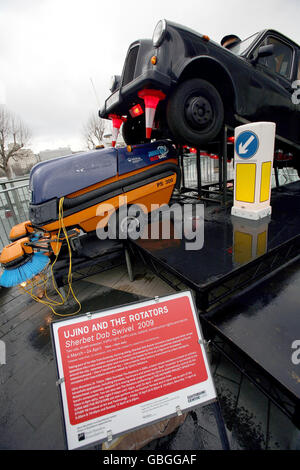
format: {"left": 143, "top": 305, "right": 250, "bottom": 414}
{"left": 57, "top": 295, "right": 208, "bottom": 426}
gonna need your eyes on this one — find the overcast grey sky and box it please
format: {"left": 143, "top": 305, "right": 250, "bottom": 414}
{"left": 0, "top": 0, "right": 299, "bottom": 152}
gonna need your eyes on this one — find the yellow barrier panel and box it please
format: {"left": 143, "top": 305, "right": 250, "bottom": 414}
{"left": 256, "top": 230, "right": 267, "bottom": 257}
{"left": 236, "top": 163, "right": 256, "bottom": 203}
{"left": 260, "top": 161, "right": 272, "bottom": 202}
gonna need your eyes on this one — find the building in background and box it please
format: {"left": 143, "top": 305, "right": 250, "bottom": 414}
{"left": 38, "top": 147, "right": 73, "bottom": 161}
{"left": 103, "top": 132, "right": 125, "bottom": 148}
{"left": 9, "top": 148, "right": 38, "bottom": 176}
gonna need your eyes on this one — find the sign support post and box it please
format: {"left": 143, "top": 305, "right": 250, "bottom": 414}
{"left": 213, "top": 401, "right": 230, "bottom": 450}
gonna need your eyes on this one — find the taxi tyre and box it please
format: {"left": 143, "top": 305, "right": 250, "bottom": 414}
{"left": 122, "top": 115, "right": 164, "bottom": 145}
{"left": 122, "top": 116, "right": 148, "bottom": 145}
{"left": 166, "top": 78, "right": 224, "bottom": 146}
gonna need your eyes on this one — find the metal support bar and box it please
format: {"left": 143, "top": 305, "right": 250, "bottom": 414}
{"left": 222, "top": 126, "right": 228, "bottom": 206}
{"left": 179, "top": 145, "right": 186, "bottom": 189}
{"left": 178, "top": 125, "right": 234, "bottom": 206}
{"left": 196, "top": 148, "right": 202, "bottom": 197}
{"left": 274, "top": 166, "right": 280, "bottom": 188}
{"left": 124, "top": 246, "right": 134, "bottom": 282}
{"left": 212, "top": 401, "right": 230, "bottom": 450}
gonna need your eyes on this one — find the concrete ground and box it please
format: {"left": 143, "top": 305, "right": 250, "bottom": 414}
{"left": 0, "top": 257, "right": 299, "bottom": 451}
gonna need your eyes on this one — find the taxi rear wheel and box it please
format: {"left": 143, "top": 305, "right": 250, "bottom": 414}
{"left": 122, "top": 116, "right": 164, "bottom": 145}
{"left": 122, "top": 116, "right": 148, "bottom": 145}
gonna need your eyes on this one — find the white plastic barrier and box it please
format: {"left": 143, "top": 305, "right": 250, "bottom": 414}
{"left": 231, "top": 122, "right": 276, "bottom": 220}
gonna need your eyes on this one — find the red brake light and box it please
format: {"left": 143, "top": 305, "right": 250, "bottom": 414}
{"left": 129, "top": 104, "right": 144, "bottom": 118}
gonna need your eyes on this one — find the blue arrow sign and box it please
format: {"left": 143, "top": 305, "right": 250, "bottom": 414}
{"left": 236, "top": 131, "right": 259, "bottom": 159}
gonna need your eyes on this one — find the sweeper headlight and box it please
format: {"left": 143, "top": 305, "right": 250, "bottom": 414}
{"left": 152, "top": 19, "right": 167, "bottom": 47}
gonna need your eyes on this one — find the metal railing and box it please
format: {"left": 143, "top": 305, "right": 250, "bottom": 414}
{"left": 183, "top": 154, "right": 235, "bottom": 187}
{"left": 271, "top": 166, "right": 300, "bottom": 187}
{"left": 0, "top": 176, "right": 30, "bottom": 250}
{"left": 183, "top": 153, "right": 299, "bottom": 190}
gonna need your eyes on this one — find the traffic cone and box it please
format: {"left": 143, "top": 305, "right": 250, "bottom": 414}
{"left": 138, "top": 89, "right": 166, "bottom": 139}
{"left": 109, "top": 114, "right": 127, "bottom": 147}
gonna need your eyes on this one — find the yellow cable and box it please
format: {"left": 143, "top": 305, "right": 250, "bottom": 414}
{"left": 57, "top": 197, "right": 82, "bottom": 315}
{"left": 21, "top": 199, "right": 67, "bottom": 309}
{"left": 21, "top": 197, "right": 81, "bottom": 317}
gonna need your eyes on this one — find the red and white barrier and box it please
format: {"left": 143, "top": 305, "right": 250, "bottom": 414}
{"left": 108, "top": 114, "right": 127, "bottom": 147}
{"left": 138, "top": 89, "right": 166, "bottom": 139}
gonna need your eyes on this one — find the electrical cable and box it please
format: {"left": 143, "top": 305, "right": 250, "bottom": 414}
{"left": 20, "top": 197, "right": 81, "bottom": 317}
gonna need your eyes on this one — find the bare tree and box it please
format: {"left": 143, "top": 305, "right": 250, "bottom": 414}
{"left": 83, "top": 113, "right": 106, "bottom": 150}
{"left": 0, "top": 106, "right": 31, "bottom": 178}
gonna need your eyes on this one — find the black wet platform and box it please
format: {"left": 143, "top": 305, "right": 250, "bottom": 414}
{"left": 132, "top": 181, "right": 300, "bottom": 309}
{"left": 202, "top": 258, "right": 300, "bottom": 427}
{"left": 131, "top": 181, "right": 300, "bottom": 429}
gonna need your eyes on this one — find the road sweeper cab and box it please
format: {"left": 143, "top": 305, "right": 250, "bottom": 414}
{"left": 0, "top": 141, "right": 180, "bottom": 288}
